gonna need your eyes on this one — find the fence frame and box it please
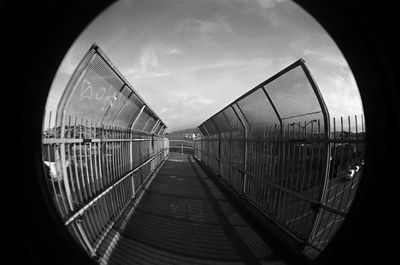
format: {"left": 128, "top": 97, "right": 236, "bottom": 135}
{"left": 42, "top": 43, "right": 169, "bottom": 260}
{"left": 194, "top": 59, "right": 364, "bottom": 257}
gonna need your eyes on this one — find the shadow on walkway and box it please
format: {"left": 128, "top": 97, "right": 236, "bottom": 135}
{"left": 108, "top": 153, "right": 287, "bottom": 265}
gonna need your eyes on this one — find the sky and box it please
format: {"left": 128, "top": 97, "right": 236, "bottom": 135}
{"left": 45, "top": 0, "right": 364, "bottom": 132}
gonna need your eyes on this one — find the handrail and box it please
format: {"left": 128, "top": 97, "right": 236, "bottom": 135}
{"left": 65, "top": 148, "right": 168, "bottom": 226}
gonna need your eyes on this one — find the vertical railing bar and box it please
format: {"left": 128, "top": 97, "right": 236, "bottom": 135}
{"left": 78, "top": 119, "right": 88, "bottom": 202}
{"left": 261, "top": 128, "right": 267, "bottom": 208}
{"left": 258, "top": 128, "right": 264, "bottom": 205}
{"left": 113, "top": 127, "right": 122, "bottom": 212}
{"left": 92, "top": 121, "right": 100, "bottom": 193}
{"left": 68, "top": 223, "right": 90, "bottom": 254}
{"left": 89, "top": 122, "right": 103, "bottom": 241}
{"left": 266, "top": 126, "right": 273, "bottom": 213}
{"left": 347, "top": 115, "right": 360, "bottom": 210}
{"left": 256, "top": 129, "right": 261, "bottom": 202}
{"left": 110, "top": 126, "right": 116, "bottom": 184}
{"left": 83, "top": 119, "right": 93, "bottom": 199}
{"left": 341, "top": 116, "right": 354, "bottom": 211}
{"left": 288, "top": 121, "right": 301, "bottom": 230}
{"left": 271, "top": 125, "right": 278, "bottom": 216}
{"left": 255, "top": 129, "right": 261, "bottom": 204}
{"left": 87, "top": 119, "right": 96, "bottom": 197}
{"left": 291, "top": 121, "right": 301, "bottom": 229}
{"left": 105, "top": 125, "right": 112, "bottom": 187}
{"left": 81, "top": 213, "right": 96, "bottom": 247}
{"left": 72, "top": 117, "right": 84, "bottom": 205}
{"left": 125, "top": 128, "right": 130, "bottom": 174}
{"left": 284, "top": 123, "right": 295, "bottom": 224}
{"left": 308, "top": 119, "right": 324, "bottom": 243}
{"left": 66, "top": 116, "right": 78, "bottom": 207}
{"left": 281, "top": 124, "right": 291, "bottom": 223}
{"left": 105, "top": 126, "right": 116, "bottom": 218}
{"left": 267, "top": 126, "right": 274, "bottom": 214}
{"left": 289, "top": 121, "right": 300, "bottom": 230}
{"left": 248, "top": 130, "right": 253, "bottom": 198}
{"left": 82, "top": 124, "right": 99, "bottom": 243}
{"left": 115, "top": 126, "right": 120, "bottom": 181}
{"left": 262, "top": 127, "right": 269, "bottom": 211}
{"left": 60, "top": 130, "right": 75, "bottom": 212}
{"left": 299, "top": 120, "right": 309, "bottom": 234}
{"left": 46, "top": 111, "right": 65, "bottom": 217}
{"left": 304, "top": 118, "right": 317, "bottom": 240}
{"left": 101, "top": 196, "right": 111, "bottom": 231}
{"left": 119, "top": 129, "right": 126, "bottom": 209}
{"left": 130, "top": 129, "right": 134, "bottom": 171}
{"left": 311, "top": 117, "right": 335, "bottom": 245}
{"left": 276, "top": 123, "right": 285, "bottom": 220}
{"left": 321, "top": 116, "right": 353, "bottom": 248}
{"left": 121, "top": 128, "right": 126, "bottom": 175}
{"left": 355, "top": 115, "right": 359, "bottom": 163}
{"left": 297, "top": 120, "right": 308, "bottom": 234}
{"left": 313, "top": 118, "right": 336, "bottom": 247}
{"left": 97, "top": 122, "right": 105, "bottom": 191}
{"left": 300, "top": 120, "right": 311, "bottom": 233}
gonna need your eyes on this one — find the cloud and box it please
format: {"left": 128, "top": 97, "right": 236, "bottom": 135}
{"left": 233, "top": 0, "right": 286, "bottom": 26}
{"left": 165, "top": 48, "right": 182, "bottom": 55}
{"left": 232, "top": 0, "right": 285, "bottom": 9}
{"left": 124, "top": 45, "right": 173, "bottom": 80}
{"left": 140, "top": 45, "right": 159, "bottom": 73}
{"left": 318, "top": 74, "right": 363, "bottom": 117}
{"left": 176, "top": 16, "right": 233, "bottom": 35}
{"left": 303, "top": 48, "right": 347, "bottom": 67}
{"left": 185, "top": 57, "right": 274, "bottom": 74}
{"left": 254, "top": 0, "right": 286, "bottom": 9}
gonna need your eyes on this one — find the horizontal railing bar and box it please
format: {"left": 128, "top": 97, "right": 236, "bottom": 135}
{"left": 42, "top": 138, "right": 154, "bottom": 144}
{"left": 64, "top": 148, "right": 168, "bottom": 226}
{"left": 212, "top": 138, "right": 364, "bottom": 144}
{"left": 168, "top": 140, "right": 195, "bottom": 144}
{"left": 169, "top": 146, "right": 194, "bottom": 149}
{"left": 237, "top": 168, "right": 347, "bottom": 217}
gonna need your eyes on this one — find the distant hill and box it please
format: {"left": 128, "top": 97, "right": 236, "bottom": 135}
{"left": 166, "top": 128, "right": 199, "bottom": 140}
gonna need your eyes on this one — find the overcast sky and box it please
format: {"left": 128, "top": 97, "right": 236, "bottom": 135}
{"left": 45, "top": 0, "right": 363, "bottom": 132}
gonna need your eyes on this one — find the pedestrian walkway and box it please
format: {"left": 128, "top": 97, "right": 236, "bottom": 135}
{"left": 108, "top": 153, "right": 287, "bottom": 265}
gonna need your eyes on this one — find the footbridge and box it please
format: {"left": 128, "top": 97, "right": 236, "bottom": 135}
{"left": 42, "top": 44, "right": 365, "bottom": 265}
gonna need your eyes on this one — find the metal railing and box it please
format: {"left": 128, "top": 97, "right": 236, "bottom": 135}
{"left": 168, "top": 139, "right": 195, "bottom": 155}
{"left": 41, "top": 44, "right": 169, "bottom": 261}
{"left": 42, "top": 112, "right": 169, "bottom": 258}
{"left": 194, "top": 114, "right": 365, "bottom": 256}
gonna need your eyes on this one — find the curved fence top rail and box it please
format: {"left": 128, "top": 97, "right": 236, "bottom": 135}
{"left": 55, "top": 43, "right": 167, "bottom": 135}
{"left": 198, "top": 59, "right": 329, "bottom": 136}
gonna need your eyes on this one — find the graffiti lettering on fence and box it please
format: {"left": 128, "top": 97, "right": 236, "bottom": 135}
{"left": 80, "top": 78, "right": 119, "bottom": 110}
{"left": 80, "top": 79, "right": 93, "bottom": 101}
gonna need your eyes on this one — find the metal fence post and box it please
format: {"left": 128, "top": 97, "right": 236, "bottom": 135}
{"left": 59, "top": 143, "right": 74, "bottom": 211}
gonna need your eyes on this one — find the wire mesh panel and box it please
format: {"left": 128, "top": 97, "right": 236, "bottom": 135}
{"left": 265, "top": 65, "right": 324, "bottom": 125}
{"left": 57, "top": 53, "right": 125, "bottom": 127}
{"left": 237, "top": 88, "right": 280, "bottom": 128}
{"left": 42, "top": 44, "right": 168, "bottom": 260}
{"left": 113, "top": 92, "right": 143, "bottom": 128}
{"left": 222, "top": 107, "right": 244, "bottom": 132}
{"left": 203, "top": 118, "right": 219, "bottom": 136}
{"left": 212, "top": 112, "right": 231, "bottom": 133}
